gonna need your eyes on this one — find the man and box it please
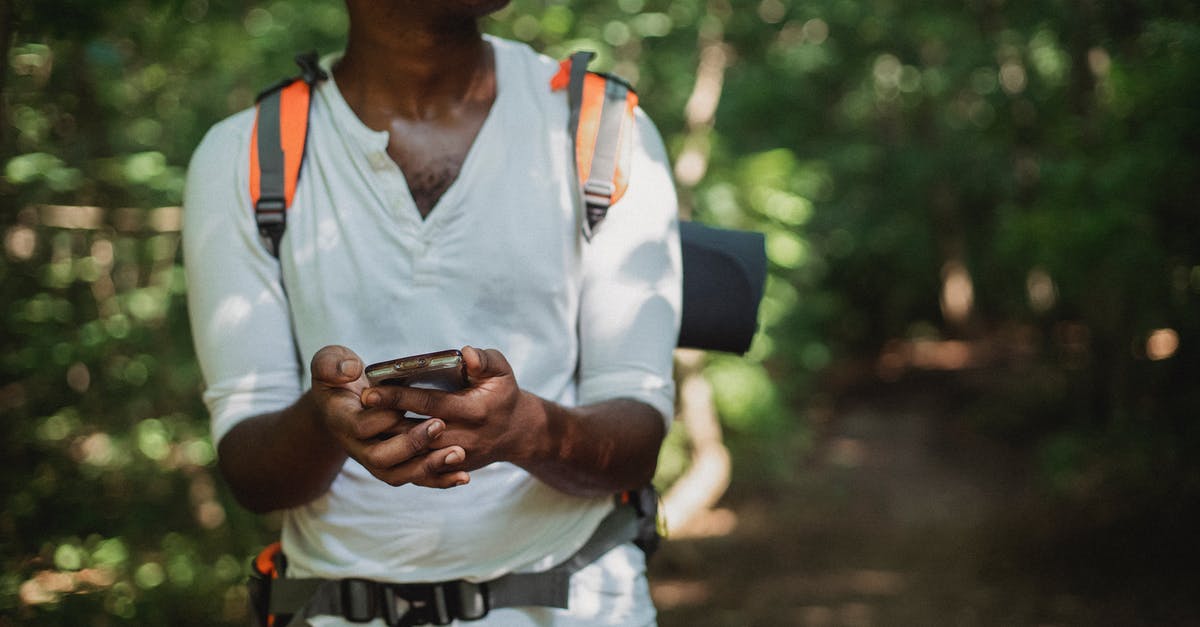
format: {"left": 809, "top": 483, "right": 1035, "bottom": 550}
{"left": 183, "top": 0, "right": 681, "bottom": 619}
{"left": 183, "top": 1, "right": 681, "bottom": 625}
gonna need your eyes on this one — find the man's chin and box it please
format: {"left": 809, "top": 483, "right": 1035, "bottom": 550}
{"left": 406, "top": 0, "right": 513, "bottom": 19}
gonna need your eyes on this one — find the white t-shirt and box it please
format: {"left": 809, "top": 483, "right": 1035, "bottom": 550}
{"left": 183, "top": 35, "right": 679, "bottom": 619}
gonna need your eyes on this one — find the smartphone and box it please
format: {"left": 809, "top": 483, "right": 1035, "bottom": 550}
{"left": 364, "top": 349, "right": 468, "bottom": 419}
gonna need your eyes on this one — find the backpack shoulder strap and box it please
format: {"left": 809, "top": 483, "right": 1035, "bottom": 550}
{"left": 550, "top": 51, "right": 639, "bottom": 239}
{"left": 249, "top": 51, "right": 634, "bottom": 252}
{"left": 249, "top": 52, "right": 327, "bottom": 257}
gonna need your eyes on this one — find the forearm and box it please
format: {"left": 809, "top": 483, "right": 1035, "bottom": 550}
{"left": 516, "top": 394, "right": 666, "bottom": 497}
{"left": 216, "top": 391, "right": 348, "bottom": 513}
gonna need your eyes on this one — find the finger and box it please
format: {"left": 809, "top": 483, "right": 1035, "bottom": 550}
{"left": 370, "top": 446, "right": 468, "bottom": 488}
{"left": 413, "top": 470, "right": 471, "bottom": 489}
{"left": 355, "top": 419, "right": 445, "bottom": 471}
{"left": 349, "top": 408, "right": 421, "bottom": 441}
{"left": 362, "top": 385, "right": 465, "bottom": 420}
{"left": 311, "top": 345, "right": 364, "bottom": 387}
{"left": 396, "top": 447, "right": 471, "bottom": 489}
{"left": 462, "top": 345, "right": 512, "bottom": 381}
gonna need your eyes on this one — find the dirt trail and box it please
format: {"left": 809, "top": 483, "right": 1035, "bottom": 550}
{"left": 648, "top": 375, "right": 1200, "bottom": 627}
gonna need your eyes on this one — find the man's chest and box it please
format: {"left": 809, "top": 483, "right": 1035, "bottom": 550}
{"left": 285, "top": 114, "right": 580, "bottom": 300}
{"left": 280, "top": 142, "right": 583, "bottom": 360}
{"left": 383, "top": 106, "right": 492, "bottom": 219}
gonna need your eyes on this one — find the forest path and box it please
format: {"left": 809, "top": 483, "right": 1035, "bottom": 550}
{"left": 648, "top": 372, "right": 1198, "bottom": 627}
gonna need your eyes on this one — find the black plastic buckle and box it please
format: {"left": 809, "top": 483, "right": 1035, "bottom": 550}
{"left": 381, "top": 583, "right": 450, "bottom": 627}
{"left": 255, "top": 198, "right": 287, "bottom": 255}
{"left": 375, "top": 580, "right": 490, "bottom": 626}
{"left": 379, "top": 585, "right": 409, "bottom": 627}
{"left": 246, "top": 571, "right": 271, "bottom": 627}
{"left": 255, "top": 198, "right": 286, "bottom": 229}
{"left": 295, "top": 51, "right": 329, "bottom": 85}
{"left": 632, "top": 486, "right": 662, "bottom": 556}
{"left": 448, "top": 580, "right": 489, "bottom": 621}
{"left": 340, "top": 578, "right": 378, "bottom": 623}
{"left": 255, "top": 197, "right": 287, "bottom": 218}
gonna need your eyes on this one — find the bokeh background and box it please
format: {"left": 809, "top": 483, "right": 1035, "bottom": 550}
{"left": 2, "top": 0, "right": 1198, "bottom": 625}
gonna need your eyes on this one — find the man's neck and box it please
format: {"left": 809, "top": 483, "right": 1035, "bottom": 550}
{"left": 333, "top": 4, "right": 494, "bottom": 123}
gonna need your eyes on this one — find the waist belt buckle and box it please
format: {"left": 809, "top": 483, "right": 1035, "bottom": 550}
{"left": 448, "top": 580, "right": 489, "bottom": 621}
{"left": 382, "top": 583, "right": 450, "bottom": 627}
{"left": 380, "top": 580, "right": 489, "bottom": 626}
{"left": 340, "top": 578, "right": 378, "bottom": 623}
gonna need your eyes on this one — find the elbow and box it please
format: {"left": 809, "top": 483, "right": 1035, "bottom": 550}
{"left": 215, "top": 441, "right": 332, "bottom": 514}
{"left": 218, "top": 464, "right": 326, "bottom": 514}
{"left": 217, "top": 455, "right": 283, "bottom": 514}
{"left": 623, "top": 450, "right": 660, "bottom": 493}
{"left": 610, "top": 414, "right": 666, "bottom": 493}
{"left": 625, "top": 404, "right": 668, "bottom": 490}
{"left": 231, "top": 493, "right": 279, "bottom": 516}
{"left": 212, "top": 407, "right": 346, "bottom": 514}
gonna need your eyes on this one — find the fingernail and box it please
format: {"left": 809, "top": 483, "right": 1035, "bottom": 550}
{"left": 455, "top": 476, "right": 470, "bottom": 487}
{"left": 426, "top": 421, "right": 443, "bottom": 438}
{"left": 338, "top": 359, "right": 354, "bottom": 376}
{"left": 445, "top": 450, "right": 462, "bottom": 465}
{"left": 363, "top": 391, "right": 379, "bottom": 406}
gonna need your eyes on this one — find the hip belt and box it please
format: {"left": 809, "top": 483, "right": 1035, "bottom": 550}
{"left": 249, "top": 489, "right": 660, "bottom": 627}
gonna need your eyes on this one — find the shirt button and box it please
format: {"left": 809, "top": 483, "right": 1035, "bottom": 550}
{"left": 367, "top": 152, "right": 391, "bottom": 171}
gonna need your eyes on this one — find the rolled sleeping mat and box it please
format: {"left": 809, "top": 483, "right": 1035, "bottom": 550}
{"left": 677, "top": 221, "right": 767, "bottom": 354}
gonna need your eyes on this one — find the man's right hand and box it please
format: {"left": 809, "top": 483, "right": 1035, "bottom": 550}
{"left": 310, "top": 345, "right": 470, "bottom": 489}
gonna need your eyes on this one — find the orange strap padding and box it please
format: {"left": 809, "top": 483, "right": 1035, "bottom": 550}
{"left": 551, "top": 56, "right": 639, "bottom": 234}
{"left": 550, "top": 59, "right": 572, "bottom": 91}
{"left": 249, "top": 79, "right": 311, "bottom": 210}
{"left": 250, "top": 54, "right": 635, "bottom": 247}
{"left": 610, "top": 90, "right": 638, "bottom": 206}
{"left": 253, "top": 541, "right": 283, "bottom": 579}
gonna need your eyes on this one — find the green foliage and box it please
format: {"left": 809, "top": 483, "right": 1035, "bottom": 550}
{"left": 3, "top": 0, "right": 1199, "bottom": 623}
{"left": 1, "top": 2, "right": 352, "bottom": 622}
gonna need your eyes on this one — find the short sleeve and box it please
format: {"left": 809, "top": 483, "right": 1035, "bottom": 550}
{"left": 577, "top": 108, "right": 682, "bottom": 428}
{"left": 182, "top": 111, "right": 304, "bottom": 446}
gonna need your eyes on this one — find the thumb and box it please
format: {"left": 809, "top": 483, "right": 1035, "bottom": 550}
{"left": 462, "top": 346, "right": 512, "bottom": 381}
{"left": 311, "top": 345, "right": 364, "bottom": 387}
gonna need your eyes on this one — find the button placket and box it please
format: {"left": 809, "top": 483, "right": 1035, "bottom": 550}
{"left": 410, "top": 236, "right": 436, "bottom": 285}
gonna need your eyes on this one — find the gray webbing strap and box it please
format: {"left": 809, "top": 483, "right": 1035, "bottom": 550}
{"left": 565, "top": 50, "right": 594, "bottom": 147}
{"left": 279, "top": 581, "right": 338, "bottom": 627}
{"left": 254, "top": 87, "right": 287, "bottom": 256}
{"left": 486, "top": 503, "right": 638, "bottom": 609}
{"left": 554, "top": 501, "right": 638, "bottom": 577}
{"left": 269, "top": 578, "right": 324, "bottom": 617}
{"left": 582, "top": 78, "right": 630, "bottom": 232}
{"left": 485, "top": 571, "right": 571, "bottom": 610}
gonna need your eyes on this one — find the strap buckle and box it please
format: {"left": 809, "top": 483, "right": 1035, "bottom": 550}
{"left": 582, "top": 180, "right": 615, "bottom": 208}
{"left": 340, "top": 578, "right": 378, "bottom": 623}
{"left": 384, "top": 583, "right": 451, "bottom": 627}
{"left": 379, "top": 581, "right": 489, "bottom": 627}
{"left": 294, "top": 51, "right": 329, "bottom": 85}
{"left": 255, "top": 197, "right": 286, "bottom": 220}
{"left": 255, "top": 197, "right": 287, "bottom": 255}
{"left": 448, "top": 580, "right": 489, "bottom": 621}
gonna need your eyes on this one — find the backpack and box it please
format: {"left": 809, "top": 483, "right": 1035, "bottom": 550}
{"left": 249, "top": 51, "right": 765, "bottom": 355}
